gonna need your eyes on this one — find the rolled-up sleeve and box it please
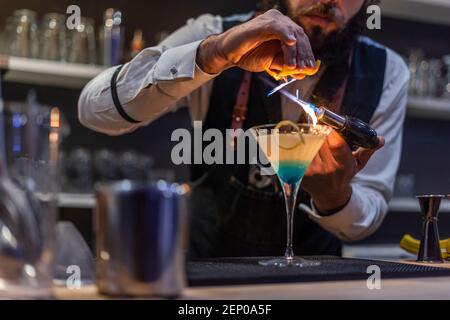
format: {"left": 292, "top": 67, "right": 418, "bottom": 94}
{"left": 305, "top": 48, "right": 410, "bottom": 241}
{"left": 78, "top": 14, "right": 222, "bottom": 136}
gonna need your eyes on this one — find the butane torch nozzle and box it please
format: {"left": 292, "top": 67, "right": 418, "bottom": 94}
{"left": 314, "top": 105, "right": 379, "bottom": 150}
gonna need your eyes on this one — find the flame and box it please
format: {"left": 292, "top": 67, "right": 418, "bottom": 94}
{"left": 287, "top": 90, "right": 319, "bottom": 125}
{"left": 267, "top": 78, "right": 297, "bottom": 96}
{"left": 258, "top": 75, "right": 319, "bottom": 125}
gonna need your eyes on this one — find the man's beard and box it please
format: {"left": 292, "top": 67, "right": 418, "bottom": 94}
{"left": 276, "top": 1, "right": 369, "bottom": 106}
{"left": 284, "top": 2, "right": 365, "bottom": 66}
{"left": 307, "top": 24, "right": 356, "bottom": 66}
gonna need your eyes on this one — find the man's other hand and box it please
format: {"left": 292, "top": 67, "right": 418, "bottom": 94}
{"left": 196, "top": 9, "right": 316, "bottom": 75}
{"left": 301, "top": 131, "right": 385, "bottom": 215}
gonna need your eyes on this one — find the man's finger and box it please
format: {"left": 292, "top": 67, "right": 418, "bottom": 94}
{"left": 375, "top": 136, "right": 385, "bottom": 150}
{"left": 352, "top": 136, "right": 385, "bottom": 171}
{"left": 326, "top": 131, "right": 353, "bottom": 163}
{"left": 295, "top": 30, "right": 315, "bottom": 66}
{"left": 295, "top": 30, "right": 309, "bottom": 69}
{"left": 269, "top": 52, "right": 284, "bottom": 71}
{"left": 282, "top": 41, "right": 297, "bottom": 70}
{"left": 267, "top": 20, "right": 297, "bottom": 46}
{"left": 305, "top": 152, "right": 323, "bottom": 175}
{"left": 320, "top": 138, "right": 342, "bottom": 169}
{"left": 353, "top": 148, "right": 376, "bottom": 171}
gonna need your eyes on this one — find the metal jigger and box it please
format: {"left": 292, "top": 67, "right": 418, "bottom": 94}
{"left": 416, "top": 195, "right": 445, "bottom": 263}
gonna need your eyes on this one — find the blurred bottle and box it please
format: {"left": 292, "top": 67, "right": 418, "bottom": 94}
{"left": 416, "top": 59, "right": 431, "bottom": 97}
{"left": 8, "top": 9, "right": 39, "bottom": 58}
{"left": 443, "top": 55, "right": 450, "bottom": 100}
{"left": 40, "top": 13, "right": 67, "bottom": 62}
{"left": 408, "top": 49, "right": 424, "bottom": 97}
{"left": 0, "top": 17, "right": 14, "bottom": 55}
{"left": 66, "top": 148, "right": 93, "bottom": 193}
{"left": 130, "top": 29, "right": 145, "bottom": 59}
{"left": 93, "top": 149, "right": 117, "bottom": 182}
{"left": 99, "top": 8, "right": 124, "bottom": 66}
{"left": 428, "top": 59, "right": 443, "bottom": 98}
{"left": 139, "top": 155, "right": 154, "bottom": 180}
{"left": 67, "top": 17, "right": 96, "bottom": 64}
{"left": 118, "top": 150, "right": 142, "bottom": 180}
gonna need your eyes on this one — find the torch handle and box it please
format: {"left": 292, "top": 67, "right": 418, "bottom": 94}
{"left": 338, "top": 116, "right": 380, "bottom": 150}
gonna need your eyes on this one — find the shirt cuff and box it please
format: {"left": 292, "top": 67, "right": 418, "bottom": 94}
{"left": 154, "top": 40, "right": 218, "bottom": 99}
{"left": 303, "top": 187, "right": 365, "bottom": 241}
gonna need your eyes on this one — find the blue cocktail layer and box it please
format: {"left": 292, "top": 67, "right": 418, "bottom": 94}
{"left": 275, "top": 161, "right": 309, "bottom": 184}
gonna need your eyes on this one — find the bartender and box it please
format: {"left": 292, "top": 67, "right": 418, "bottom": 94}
{"left": 78, "top": 0, "right": 408, "bottom": 258}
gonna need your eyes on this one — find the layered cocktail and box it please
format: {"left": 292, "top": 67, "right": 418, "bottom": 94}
{"left": 252, "top": 121, "right": 332, "bottom": 267}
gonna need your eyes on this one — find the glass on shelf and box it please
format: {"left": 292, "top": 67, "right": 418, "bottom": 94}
{"left": 65, "top": 148, "right": 93, "bottom": 193}
{"left": 67, "top": 17, "right": 96, "bottom": 65}
{"left": 117, "top": 150, "right": 142, "bottom": 180}
{"left": 93, "top": 149, "right": 118, "bottom": 182}
{"left": 408, "top": 49, "right": 424, "bottom": 97}
{"left": 0, "top": 17, "right": 14, "bottom": 55}
{"left": 39, "top": 13, "right": 67, "bottom": 62}
{"left": 416, "top": 59, "right": 431, "bottom": 98}
{"left": 408, "top": 49, "right": 450, "bottom": 101}
{"left": 7, "top": 9, "right": 39, "bottom": 58}
{"left": 443, "top": 55, "right": 450, "bottom": 100}
{"left": 428, "top": 59, "right": 444, "bottom": 98}
{"left": 98, "top": 8, "right": 124, "bottom": 66}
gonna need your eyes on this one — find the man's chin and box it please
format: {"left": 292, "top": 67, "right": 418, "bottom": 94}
{"left": 303, "top": 27, "right": 328, "bottom": 50}
{"left": 302, "top": 15, "right": 337, "bottom": 31}
{"left": 298, "top": 22, "right": 335, "bottom": 49}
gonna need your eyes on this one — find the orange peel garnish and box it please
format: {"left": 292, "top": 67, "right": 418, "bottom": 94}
{"left": 273, "top": 120, "right": 304, "bottom": 149}
{"left": 264, "top": 67, "right": 281, "bottom": 80}
{"left": 265, "top": 60, "right": 321, "bottom": 81}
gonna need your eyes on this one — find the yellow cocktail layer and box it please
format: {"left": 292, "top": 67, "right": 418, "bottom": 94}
{"left": 258, "top": 133, "right": 326, "bottom": 165}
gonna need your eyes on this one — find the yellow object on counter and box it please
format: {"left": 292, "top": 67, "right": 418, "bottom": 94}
{"left": 265, "top": 60, "right": 321, "bottom": 81}
{"left": 400, "top": 234, "right": 448, "bottom": 259}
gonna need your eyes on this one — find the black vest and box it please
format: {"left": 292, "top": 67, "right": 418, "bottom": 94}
{"left": 188, "top": 17, "right": 387, "bottom": 259}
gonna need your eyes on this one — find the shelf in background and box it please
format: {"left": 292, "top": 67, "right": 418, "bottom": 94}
{"left": 57, "top": 193, "right": 450, "bottom": 213}
{"left": 58, "top": 193, "right": 95, "bottom": 209}
{"left": 1, "top": 56, "right": 449, "bottom": 113}
{"left": 407, "top": 96, "right": 450, "bottom": 120}
{"left": 390, "top": 197, "right": 450, "bottom": 213}
{"left": 0, "top": 55, "right": 106, "bottom": 89}
{"left": 381, "top": 0, "right": 450, "bottom": 26}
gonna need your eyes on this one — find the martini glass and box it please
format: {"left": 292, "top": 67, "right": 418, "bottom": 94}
{"left": 251, "top": 122, "right": 332, "bottom": 267}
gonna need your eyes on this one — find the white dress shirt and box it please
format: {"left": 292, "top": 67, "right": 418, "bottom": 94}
{"left": 78, "top": 13, "right": 410, "bottom": 242}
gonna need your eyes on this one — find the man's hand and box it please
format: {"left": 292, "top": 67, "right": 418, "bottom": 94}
{"left": 301, "top": 131, "right": 385, "bottom": 215}
{"left": 196, "top": 9, "right": 316, "bottom": 75}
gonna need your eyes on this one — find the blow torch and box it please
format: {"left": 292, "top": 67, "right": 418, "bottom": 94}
{"left": 265, "top": 77, "right": 380, "bottom": 150}
{"left": 314, "top": 104, "right": 379, "bottom": 150}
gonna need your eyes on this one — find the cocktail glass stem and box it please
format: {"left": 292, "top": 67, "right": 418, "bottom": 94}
{"left": 282, "top": 181, "right": 300, "bottom": 260}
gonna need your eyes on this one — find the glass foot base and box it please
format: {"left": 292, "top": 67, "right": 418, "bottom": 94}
{"left": 258, "top": 257, "right": 321, "bottom": 267}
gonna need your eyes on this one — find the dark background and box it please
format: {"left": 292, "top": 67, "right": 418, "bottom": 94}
{"left": 1, "top": 0, "right": 450, "bottom": 56}
{"left": 2, "top": 1, "right": 450, "bottom": 246}
{"left": 3, "top": 0, "right": 449, "bottom": 190}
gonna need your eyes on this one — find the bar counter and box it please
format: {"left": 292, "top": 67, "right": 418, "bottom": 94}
{"left": 54, "top": 260, "right": 450, "bottom": 300}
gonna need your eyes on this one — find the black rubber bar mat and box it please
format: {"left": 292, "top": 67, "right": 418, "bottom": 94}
{"left": 187, "top": 256, "right": 450, "bottom": 287}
